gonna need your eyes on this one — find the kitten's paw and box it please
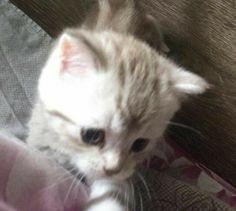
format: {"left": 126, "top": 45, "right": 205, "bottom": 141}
{"left": 85, "top": 198, "right": 125, "bottom": 211}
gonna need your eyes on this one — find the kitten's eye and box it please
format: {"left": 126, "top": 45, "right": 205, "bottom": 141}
{"left": 81, "top": 128, "right": 105, "bottom": 145}
{"left": 131, "top": 138, "right": 149, "bottom": 152}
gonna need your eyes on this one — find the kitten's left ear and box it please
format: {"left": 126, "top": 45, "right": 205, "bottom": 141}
{"left": 170, "top": 67, "right": 209, "bottom": 95}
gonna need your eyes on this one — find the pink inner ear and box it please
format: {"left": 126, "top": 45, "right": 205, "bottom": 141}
{"left": 59, "top": 35, "right": 96, "bottom": 75}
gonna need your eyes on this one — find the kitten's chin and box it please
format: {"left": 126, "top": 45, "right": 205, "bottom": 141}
{"left": 83, "top": 169, "right": 134, "bottom": 185}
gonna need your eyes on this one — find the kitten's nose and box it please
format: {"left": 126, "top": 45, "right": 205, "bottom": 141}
{"left": 103, "top": 151, "right": 123, "bottom": 176}
{"left": 103, "top": 166, "right": 121, "bottom": 176}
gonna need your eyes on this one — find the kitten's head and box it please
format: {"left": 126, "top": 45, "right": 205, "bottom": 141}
{"left": 38, "top": 29, "right": 208, "bottom": 182}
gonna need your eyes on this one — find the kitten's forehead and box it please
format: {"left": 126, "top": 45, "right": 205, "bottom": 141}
{"left": 112, "top": 42, "right": 161, "bottom": 129}
{"left": 74, "top": 32, "right": 163, "bottom": 130}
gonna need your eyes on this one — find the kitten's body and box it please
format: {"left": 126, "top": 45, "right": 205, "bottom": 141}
{"left": 27, "top": 0, "right": 208, "bottom": 210}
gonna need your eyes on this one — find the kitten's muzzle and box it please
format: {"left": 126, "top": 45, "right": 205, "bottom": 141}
{"left": 103, "top": 166, "right": 121, "bottom": 176}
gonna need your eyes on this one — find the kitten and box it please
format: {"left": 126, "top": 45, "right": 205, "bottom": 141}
{"left": 27, "top": 0, "right": 209, "bottom": 210}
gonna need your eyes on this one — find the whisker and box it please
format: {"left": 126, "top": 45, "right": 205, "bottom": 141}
{"left": 122, "top": 183, "right": 127, "bottom": 211}
{"left": 48, "top": 165, "right": 77, "bottom": 178}
{"left": 126, "top": 181, "right": 131, "bottom": 211}
{"left": 73, "top": 174, "right": 87, "bottom": 198}
{"left": 114, "top": 189, "right": 119, "bottom": 202}
{"left": 41, "top": 166, "right": 78, "bottom": 192}
{"left": 126, "top": 182, "right": 130, "bottom": 211}
{"left": 63, "top": 171, "right": 81, "bottom": 203}
{"left": 138, "top": 187, "right": 144, "bottom": 211}
{"left": 129, "top": 181, "right": 135, "bottom": 211}
{"left": 136, "top": 171, "right": 151, "bottom": 201}
{"left": 166, "top": 121, "right": 205, "bottom": 138}
{"left": 130, "top": 180, "right": 136, "bottom": 211}
{"left": 41, "top": 175, "right": 72, "bottom": 192}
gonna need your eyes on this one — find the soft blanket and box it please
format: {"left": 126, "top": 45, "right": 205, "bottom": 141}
{"left": 0, "top": 133, "right": 88, "bottom": 211}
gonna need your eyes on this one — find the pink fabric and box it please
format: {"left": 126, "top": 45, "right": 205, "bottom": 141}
{"left": 0, "top": 134, "right": 89, "bottom": 211}
{"left": 146, "top": 138, "right": 236, "bottom": 208}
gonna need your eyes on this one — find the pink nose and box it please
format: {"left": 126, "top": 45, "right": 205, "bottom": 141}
{"left": 103, "top": 167, "right": 121, "bottom": 176}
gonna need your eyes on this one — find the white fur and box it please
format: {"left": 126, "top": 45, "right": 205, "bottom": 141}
{"left": 86, "top": 180, "right": 125, "bottom": 211}
{"left": 86, "top": 199, "right": 124, "bottom": 211}
{"left": 39, "top": 69, "right": 119, "bottom": 129}
{"left": 90, "top": 180, "right": 118, "bottom": 198}
{"left": 103, "top": 151, "right": 120, "bottom": 170}
{"left": 173, "top": 68, "right": 209, "bottom": 94}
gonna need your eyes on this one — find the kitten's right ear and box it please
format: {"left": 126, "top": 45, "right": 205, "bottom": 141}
{"left": 54, "top": 33, "right": 99, "bottom": 76}
{"left": 170, "top": 67, "right": 210, "bottom": 96}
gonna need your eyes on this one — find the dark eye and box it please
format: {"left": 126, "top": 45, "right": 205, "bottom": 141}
{"left": 81, "top": 128, "right": 105, "bottom": 145}
{"left": 131, "top": 138, "right": 149, "bottom": 152}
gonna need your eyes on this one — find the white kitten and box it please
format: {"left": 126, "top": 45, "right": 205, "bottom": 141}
{"left": 27, "top": 0, "right": 209, "bottom": 210}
